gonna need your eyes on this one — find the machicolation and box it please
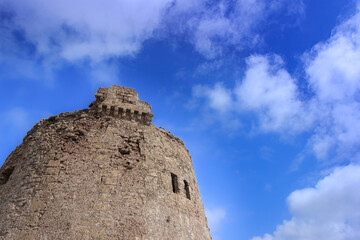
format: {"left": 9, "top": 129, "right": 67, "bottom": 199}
{"left": 93, "top": 86, "right": 154, "bottom": 125}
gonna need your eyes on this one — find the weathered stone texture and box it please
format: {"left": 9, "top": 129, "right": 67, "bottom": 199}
{"left": 0, "top": 85, "right": 211, "bottom": 240}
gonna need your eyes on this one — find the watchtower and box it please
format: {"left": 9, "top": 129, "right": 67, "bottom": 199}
{"left": 0, "top": 85, "right": 211, "bottom": 240}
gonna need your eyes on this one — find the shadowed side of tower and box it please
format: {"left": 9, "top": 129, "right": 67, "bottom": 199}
{"left": 0, "top": 85, "right": 211, "bottom": 240}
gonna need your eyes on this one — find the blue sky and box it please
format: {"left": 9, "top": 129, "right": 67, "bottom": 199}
{"left": 1, "top": 0, "right": 360, "bottom": 239}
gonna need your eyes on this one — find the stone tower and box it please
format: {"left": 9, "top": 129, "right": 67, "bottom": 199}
{"left": 0, "top": 86, "right": 211, "bottom": 240}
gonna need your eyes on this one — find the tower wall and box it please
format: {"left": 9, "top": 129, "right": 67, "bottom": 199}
{"left": 0, "top": 86, "right": 211, "bottom": 240}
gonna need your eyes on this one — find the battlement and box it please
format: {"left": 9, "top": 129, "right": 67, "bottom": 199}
{"left": 93, "top": 85, "right": 154, "bottom": 125}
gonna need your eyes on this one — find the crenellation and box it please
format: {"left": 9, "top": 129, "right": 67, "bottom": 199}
{"left": 92, "top": 85, "right": 154, "bottom": 125}
{"left": 97, "top": 102, "right": 153, "bottom": 125}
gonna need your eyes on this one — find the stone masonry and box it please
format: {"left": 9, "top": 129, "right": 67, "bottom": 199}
{"left": 0, "top": 85, "right": 212, "bottom": 240}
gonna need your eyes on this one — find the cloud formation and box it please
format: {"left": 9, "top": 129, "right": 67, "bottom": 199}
{"left": 0, "top": 0, "right": 304, "bottom": 84}
{"left": 0, "top": 0, "right": 172, "bottom": 62}
{"left": 0, "top": 0, "right": 304, "bottom": 76}
{"left": 205, "top": 207, "right": 226, "bottom": 231}
{"left": 251, "top": 164, "right": 360, "bottom": 240}
{"left": 193, "top": 5, "right": 360, "bottom": 161}
{"left": 235, "top": 55, "right": 313, "bottom": 133}
{"left": 304, "top": 7, "right": 360, "bottom": 160}
{"left": 168, "top": 0, "right": 304, "bottom": 58}
{"left": 192, "top": 6, "right": 360, "bottom": 239}
{"left": 193, "top": 83, "right": 234, "bottom": 114}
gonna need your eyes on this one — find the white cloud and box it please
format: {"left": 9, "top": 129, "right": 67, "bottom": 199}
{"left": 1, "top": 0, "right": 173, "bottom": 62}
{"left": 193, "top": 83, "right": 234, "bottom": 114}
{"left": 190, "top": 83, "right": 242, "bottom": 131}
{"left": 0, "top": 0, "right": 304, "bottom": 83}
{"left": 192, "top": 4, "right": 360, "bottom": 161}
{"left": 306, "top": 14, "right": 360, "bottom": 103}
{"left": 0, "top": 0, "right": 178, "bottom": 83}
{"left": 205, "top": 207, "right": 226, "bottom": 231}
{"left": 235, "top": 55, "right": 313, "bottom": 133}
{"left": 251, "top": 164, "right": 360, "bottom": 240}
{"left": 192, "top": 54, "right": 314, "bottom": 133}
{"left": 168, "top": 0, "right": 304, "bottom": 59}
{"left": 0, "top": 0, "right": 304, "bottom": 63}
{"left": 304, "top": 6, "right": 360, "bottom": 160}
{"left": 187, "top": 6, "right": 360, "bottom": 240}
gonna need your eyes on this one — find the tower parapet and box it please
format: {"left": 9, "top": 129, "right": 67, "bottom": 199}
{"left": 92, "top": 85, "right": 154, "bottom": 125}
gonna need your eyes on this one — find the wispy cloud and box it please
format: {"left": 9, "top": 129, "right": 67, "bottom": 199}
{"left": 192, "top": 5, "right": 360, "bottom": 163}
{"left": 189, "top": 82, "right": 242, "bottom": 132}
{"left": 3, "top": 108, "right": 29, "bottom": 129}
{"left": 0, "top": 108, "right": 30, "bottom": 153}
{"left": 192, "top": 6, "right": 360, "bottom": 239}
{"left": 193, "top": 83, "right": 234, "bottom": 114}
{"left": 0, "top": 0, "right": 173, "bottom": 82}
{"left": 1, "top": 0, "right": 172, "bottom": 62}
{"left": 167, "top": 0, "right": 304, "bottom": 59}
{"left": 206, "top": 207, "right": 226, "bottom": 232}
{"left": 0, "top": 0, "right": 305, "bottom": 82}
{"left": 251, "top": 164, "right": 360, "bottom": 240}
{"left": 88, "top": 61, "right": 120, "bottom": 86}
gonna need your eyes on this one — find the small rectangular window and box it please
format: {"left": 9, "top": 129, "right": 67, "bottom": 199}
{"left": 118, "top": 108, "right": 124, "bottom": 118}
{"left": 102, "top": 105, "right": 107, "bottom": 114}
{"left": 141, "top": 112, "right": 147, "bottom": 124}
{"left": 134, "top": 110, "right": 139, "bottom": 121}
{"left": 171, "top": 173, "right": 179, "bottom": 193}
{"left": 110, "top": 106, "right": 115, "bottom": 116}
{"left": 100, "top": 176, "right": 106, "bottom": 184}
{"left": 184, "top": 180, "right": 191, "bottom": 200}
{"left": 126, "top": 109, "right": 131, "bottom": 120}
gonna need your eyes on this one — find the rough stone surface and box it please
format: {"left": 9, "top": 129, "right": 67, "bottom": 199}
{"left": 0, "top": 85, "right": 211, "bottom": 240}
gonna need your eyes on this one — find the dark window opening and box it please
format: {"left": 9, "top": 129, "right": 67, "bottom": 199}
{"left": 100, "top": 176, "right": 105, "bottom": 184}
{"left": 141, "top": 112, "right": 147, "bottom": 124}
{"left": 102, "top": 105, "right": 107, "bottom": 114}
{"left": 0, "top": 167, "right": 15, "bottom": 185}
{"left": 134, "top": 110, "right": 139, "bottom": 120}
{"left": 118, "top": 108, "right": 123, "bottom": 118}
{"left": 171, "top": 173, "right": 179, "bottom": 193}
{"left": 184, "top": 180, "right": 191, "bottom": 200}
{"left": 126, "top": 109, "right": 131, "bottom": 120}
{"left": 110, "top": 106, "right": 115, "bottom": 116}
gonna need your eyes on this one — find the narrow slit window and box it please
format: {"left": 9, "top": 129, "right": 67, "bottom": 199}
{"left": 110, "top": 106, "right": 115, "bottom": 116}
{"left": 184, "top": 180, "right": 191, "bottom": 200}
{"left": 134, "top": 111, "right": 139, "bottom": 121}
{"left": 118, "top": 108, "right": 124, "bottom": 118}
{"left": 100, "top": 176, "right": 105, "bottom": 184}
{"left": 171, "top": 173, "right": 179, "bottom": 193}
{"left": 126, "top": 109, "right": 131, "bottom": 120}
{"left": 102, "top": 105, "right": 107, "bottom": 114}
{"left": 141, "top": 112, "right": 147, "bottom": 124}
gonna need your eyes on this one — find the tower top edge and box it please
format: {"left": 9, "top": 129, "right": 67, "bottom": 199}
{"left": 92, "top": 85, "right": 153, "bottom": 120}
